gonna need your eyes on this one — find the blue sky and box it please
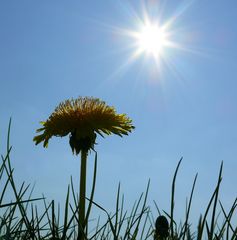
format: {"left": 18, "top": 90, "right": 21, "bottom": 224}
{"left": 1, "top": 0, "right": 237, "bottom": 226}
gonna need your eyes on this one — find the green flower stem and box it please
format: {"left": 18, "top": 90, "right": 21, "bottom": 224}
{"left": 79, "top": 149, "right": 88, "bottom": 240}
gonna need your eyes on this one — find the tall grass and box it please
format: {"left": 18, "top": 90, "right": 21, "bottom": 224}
{"left": 1, "top": 122, "right": 237, "bottom": 239}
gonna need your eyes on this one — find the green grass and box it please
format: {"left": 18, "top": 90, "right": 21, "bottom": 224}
{"left": 1, "top": 122, "right": 237, "bottom": 239}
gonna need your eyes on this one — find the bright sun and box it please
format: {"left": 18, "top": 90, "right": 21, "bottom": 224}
{"left": 136, "top": 23, "right": 168, "bottom": 57}
{"left": 124, "top": 18, "right": 171, "bottom": 62}
{"left": 109, "top": 3, "right": 194, "bottom": 77}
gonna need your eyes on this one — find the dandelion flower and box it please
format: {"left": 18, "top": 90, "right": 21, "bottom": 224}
{"left": 34, "top": 97, "right": 134, "bottom": 154}
{"left": 34, "top": 96, "right": 134, "bottom": 239}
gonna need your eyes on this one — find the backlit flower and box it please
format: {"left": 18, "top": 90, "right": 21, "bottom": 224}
{"left": 34, "top": 97, "right": 134, "bottom": 154}
{"left": 154, "top": 215, "right": 169, "bottom": 240}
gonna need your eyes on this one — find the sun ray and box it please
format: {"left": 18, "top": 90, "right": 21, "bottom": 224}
{"left": 88, "top": 0, "right": 209, "bottom": 93}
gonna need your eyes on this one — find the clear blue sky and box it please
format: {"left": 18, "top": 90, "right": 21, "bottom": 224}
{"left": 1, "top": 0, "right": 237, "bottom": 226}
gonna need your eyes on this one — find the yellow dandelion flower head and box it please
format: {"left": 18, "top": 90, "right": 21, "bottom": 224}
{"left": 33, "top": 97, "right": 135, "bottom": 154}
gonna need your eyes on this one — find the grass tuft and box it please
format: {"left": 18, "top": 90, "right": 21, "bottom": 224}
{"left": 0, "top": 122, "right": 237, "bottom": 239}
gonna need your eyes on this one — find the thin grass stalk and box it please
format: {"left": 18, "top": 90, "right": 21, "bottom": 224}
{"left": 64, "top": 202, "right": 81, "bottom": 236}
{"left": 114, "top": 183, "right": 121, "bottom": 238}
{"left": 85, "top": 151, "right": 97, "bottom": 236}
{"left": 4, "top": 172, "right": 34, "bottom": 238}
{"left": 6, "top": 118, "right": 12, "bottom": 171}
{"left": 1, "top": 196, "right": 44, "bottom": 215}
{"left": 221, "top": 199, "right": 237, "bottom": 240}
{"left": 62, "top": 185, "right": 70, "bottom": 240}
{"left": 144, "top": 215, "right": 154, "bottom": 240}
{"left": 30, "top": 204, "right": 35, "bottom": 240}
{"left": 124, "top": 193, "right": 144, "bottom": 239}
{"left": 140, "top": 209, "right": 150, "bottom": 239}
{"left": 134, "top": 180, "right": 150, "bottom": 235}
{"left": 181, "top": 173, "right": 198, "bottom": 240}
{"left": 85, "top": 197, "right": 118, "bottom": 239}
{"left": 3, "top": 206, "right": 17, "bottom": 236}
{"left": 42, "top": 197, "right": 53, "bottom": 236}
{"left": 34, "top": 206, "right": 41, "bottom": 240}
{"left": 116, "top": 195, "right": 126, "bottom": 238}
{"left": 57, "top": 202, "right": 61, "bottom": 236}
{"left": 36, "top": 196, "right": 53, "bottom": 232}
{"left": 153, "top": 200, "right": 161, "bottom": 216}
{"left": 0, "top": 149, "right": 13, "bottom": 204}
{"left": 170, "top": 158, "right": 182, "bottom": 239}
{"left": 209, "top": 161, "right": 223, "bottom": 240}
{"left": 4, "top": 123, "right": 35, "bottom": 239}
{"left": 52, "top": 200, "right": 56, "bottom": 239}
{"left": 93, "top": 216, "right": 100, "bottom": 240}
{"left": 219, "top": 199, "right": 237, "bottom": 238}
{"left": 0, "top": 147, "right": 12, "bottom": 180}
{"left": 70, "top": 176, "right": 78, "bottom": 208}
{"left": 89, "top": 214, "right": 115, "bottom": 240}
{"left": 197, "top": 163, "right": 223, "bottom": 240}
{"left": 231, "top": 227, "right": 237, "bottom": 240}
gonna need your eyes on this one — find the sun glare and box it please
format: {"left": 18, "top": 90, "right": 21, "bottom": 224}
{"left": 136, "top": 23, "right": 168, "bottom": 57}
{"left": 108, "top": 2, "right": 195, "bottom": 78}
